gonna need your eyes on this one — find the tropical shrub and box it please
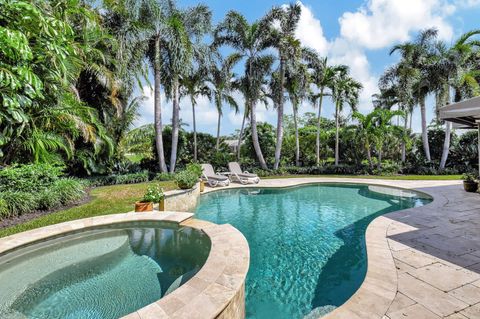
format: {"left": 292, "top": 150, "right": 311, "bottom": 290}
{"left": 52, "top": 179, "right": 85, "bottom": 204}
{"left": 0, "top": 191, "right": 37, "bottom": 217}
{"left": 0, "top": 164, "right": 85, "bottom": 217}
{"left": 174, "top": 170, "right": 199, "bottom": 189}
{"left": 462, "top": 172, "right": 478, "bottom": 182}
{"left": 142, "top": 184, "right": 164, "bottom": 203}
{"left": 186, "top": 163, "right": 202, "bottom": 179}
{"left": 0, "top": 164, "right": 63, "bottom": 192}
{"left": 0, "top": 199, "right": 8, "bottom": 218}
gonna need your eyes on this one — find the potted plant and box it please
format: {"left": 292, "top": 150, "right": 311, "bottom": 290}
{"left": 462, "top": 173, "right": 478, "bottom": 192}
{"left": 135, "top": 184, "right": 165, "bottom": 212}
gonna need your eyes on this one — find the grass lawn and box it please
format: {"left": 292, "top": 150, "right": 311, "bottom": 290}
{"left": 264, "top": 174, "right": 462, "bottom": 181}
{"left": 0, "top": 181, "right": 176, "bottom": 238}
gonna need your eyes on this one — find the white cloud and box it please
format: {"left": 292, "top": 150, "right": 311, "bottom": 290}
{"left": 339, "top": 0, "right": 454, "bottom": 49}
{"left": 296, "top": 3, "right": 329, "bottom": 55}
{"left": 454, "top": 0, "right": 480, "bottom": 7}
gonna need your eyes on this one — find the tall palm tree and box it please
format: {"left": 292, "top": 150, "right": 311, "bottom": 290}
{"left": 438, "top": 30, "right": 480, "bottom": 169}
{"left": 136, "top": 0, "right": 168, "bottom": 172}
{"left": 285, "top": 59, "right": 311, "bottom": 166}
{"left": 390, "top": 29, "right": 439, "bottom": 162}
{"left": 311, "top": 59, "right": 346, "bottom": 165}
{"left": 378, "top": 63, "right": 416, "bottom": 163}
{"left": 207, "top": 53, "right": 242, "bottom": 151}
{"left": 265, "top": 3, "right": 302, "bottom": 170}
{"left": 352, "top": 111, "right": 377, "bottom": 168}
{"left": 159, "top": 2, "right": 212, "bottom": 172}
{"left": 331, "top": 68, "right": 362, "bottom": 166}
{"left": 235, "top": 77, "right": 266, "bottom": 161}
{"left": 214, "top": 11, "right": 274, "bottom": 169}
{"left": 180, "top": 66, "right": 210, "bottom": 161}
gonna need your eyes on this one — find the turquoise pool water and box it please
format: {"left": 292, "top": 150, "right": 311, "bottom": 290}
{"left": 0, "top": 223, "right": 210, "bottom": 319}
{"left": 195, "top": 184, "right": 431, "bottom": 319}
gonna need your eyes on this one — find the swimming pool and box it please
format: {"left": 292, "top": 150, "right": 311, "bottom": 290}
{"left": 0, "top": 222, "right": 211, "bottom": 319}
{"left": 195, "top": 183, "right": 431, "bottom": 319}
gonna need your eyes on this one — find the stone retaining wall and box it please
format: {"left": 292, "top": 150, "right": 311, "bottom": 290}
{"left": 163, "top": 182, "right": 200, "bottom": 212}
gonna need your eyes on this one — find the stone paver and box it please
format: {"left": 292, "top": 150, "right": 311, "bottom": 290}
{"left": 387, "top": 292, "right": 416, "bottom": 313}
{"left": 449, "top": 284, "right": 480, "bottom": 306}
{"left": 409, "top": 262, "right": 480, "bottom": 292}
{"left": 460, "top": 303, "right": 480, "bottom": 318}
{"left": 387, "top": 303, "right": 441, "bottom": 319}
{"left": 397, "top": 273, "right": 468, "bottom": 317}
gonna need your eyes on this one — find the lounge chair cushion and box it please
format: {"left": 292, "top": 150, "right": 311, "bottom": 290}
{"left": 201, "top": 164, "right": 228, "bottom": 181}
{"left": 236, "top": 172, "right": 258, "bottom": 179}
{"left": 228, "top": 162, "right": 259, "bottom": 179}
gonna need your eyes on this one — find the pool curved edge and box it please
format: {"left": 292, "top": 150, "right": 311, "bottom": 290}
{"left": 0, "top": 212, "right": 250, "bottom": 319}
{"left": 201, "top": 177, "right": 456, "bottom": 319}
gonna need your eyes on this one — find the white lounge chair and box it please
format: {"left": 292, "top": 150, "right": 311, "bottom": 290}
{"left": 201, "top": 164, "right": 230, "bottom": 187}
{"left": 228, "top": 162, "right": 260, "bottom": 185}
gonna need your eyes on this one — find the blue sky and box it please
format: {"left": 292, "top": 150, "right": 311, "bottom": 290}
{"left": 134, "top": 0, "right": 480, "bottom": 135}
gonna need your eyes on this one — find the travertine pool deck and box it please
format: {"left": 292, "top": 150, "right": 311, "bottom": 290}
{"left": 204, "top": 178, "right": 480, "bottom": 319}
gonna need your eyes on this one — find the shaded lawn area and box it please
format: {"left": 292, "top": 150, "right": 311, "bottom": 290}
{"left": 0, "top": 181, "right": 176, "bottom": 238}
{"left": 263, "top": 174, "right": 462, "bottom": 181}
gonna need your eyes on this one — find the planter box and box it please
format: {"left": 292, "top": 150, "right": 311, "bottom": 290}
{"left": 134, "top": 201, "right": 153, "bottom": 212}
{"left": 463, "top": 181, "right": 478, "bottom": 193}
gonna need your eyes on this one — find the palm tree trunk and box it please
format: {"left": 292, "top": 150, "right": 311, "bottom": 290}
{"left": 236, "top": 108, "right": 247, "bottom": 160}
{"left": 419, "top": 96, "right": 431, "bottom": 162}
{"left": 335, "top": 102, "right": 340, "bottom": 166}
{"left": 440, "top": 88, "right": 452, "bottom": 170}
{"left": 192, "top": 100, "right": 197, "bottom": 161}
{"left": 401, "top": 113, "right": 407, "bottom": 163}
{"left": 273, "top": 57, "right": 286, "bottom": 170}
{"left": 273, "top": 101, "right": 284, "bottom": 170}
{"left": 377, "top": 147, "right": 382, "bottom": 170}
{"left": 293, "top": 104, "right": 300, "bottom": 166}
{"left": 250, "top": 101, "right": 267, "bottom": 169}
{"left": 409, "top": 109, "right": 413, "bottom": 130}
{"left": 316, "top": 88, "right": 324, "bottom": 166}
{"left": 216, "top": 109, "right": 221, "bottom": 151}
{"left": 154, "top": 36, "right": 167, "bottom": 173}
{"left": 169, "top": 76, "right": 180, "bottom": 173}
{"left": 439, "top": 121, "right": 451, "bottom": 170}
{"left": 367, "top": 145, "right": 373, "bottom": 168}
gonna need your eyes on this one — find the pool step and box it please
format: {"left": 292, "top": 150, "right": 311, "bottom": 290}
{"left": 0, "top": 230, "right": 130, "bottom": 315}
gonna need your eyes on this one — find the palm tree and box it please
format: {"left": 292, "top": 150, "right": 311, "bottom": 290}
{"left": 352, "top": 111, "right": 377, "bottom": 168}
{"left": 207, "top": 53, "right": 242, "bottom": 151}
{"left": 180, "top": 66, "right": 210, "bottom": 161}
{"left": 331, "top": 68, "right": 362, "bottom": 166}
{"left": 311, "top": 59, "right": 346, "bottom": 165}
{"left": 372, "top": 109, "right": 405, "bottom": 169}
{"left": 214, "top": 11, "right": 274, "bottom": 169}
{"left": 438, "top": 30, "right": 480, "bottom": 169}
{"left": 136, "top": 0, "right": 168, "bottom": 172}
{"left": 390, "top": 29, "right": 439, "bottom": 162}
{"left": 158, "top": 2, "right": 212, "bottom": 172}
{"left": 285, "top": 60, "right": 311, "bottom": 166}
{"left": 378, "top": 63, "right": 416, "bottom": 163}
{"left": 265, "top": 3, "right": 302, "bottom": 170}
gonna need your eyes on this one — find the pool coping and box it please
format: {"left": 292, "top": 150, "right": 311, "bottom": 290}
{"left": 200, "top": 178, "right": 460, "bottom": 319}
{"left": 0, "top": 212, "right": 250, "bottom": 319}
